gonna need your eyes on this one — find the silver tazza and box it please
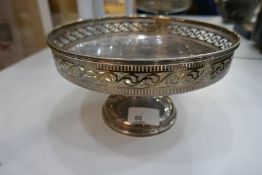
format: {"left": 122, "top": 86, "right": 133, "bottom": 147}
{"left": 47, "top": 16, "right": 240, "bottom": 136}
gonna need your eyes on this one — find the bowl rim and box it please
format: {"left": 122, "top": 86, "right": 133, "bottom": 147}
{"left": 47, "top": 15, "right": 240, "bottom": 64}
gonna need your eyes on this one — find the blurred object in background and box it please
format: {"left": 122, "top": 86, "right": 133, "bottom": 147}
{"left": 0, "top": 0, "right": 46, "bottom": 70}
{"left": 217, "top": 0, "right": 261, "bottom": 23}
{"left": 253, "top": 6, "right": 262, "bottom": 50}
{"left": 77, "top": 0, "right": 129, "bottom": 19}
{"left": 231, "top": 1, "right": 261, "bottom": 40}
{"left": 136, "top": 0, "right": 220, "bottom": 16}
{"left": 104, "top": 0, "right": 125, "bottom": 15}
{"left": 188, "top": 0, "right": 218, "bottom": 15}
{"left": 136, "top": 0, "right": 192, "bottom": 15}
{"left": 48, "top": 0, "right": 78, "bottom": 26}
{"left": 234, "top": 23, "right": 254, "bottom": 39}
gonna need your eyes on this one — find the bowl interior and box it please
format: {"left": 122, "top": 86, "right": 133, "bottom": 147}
{"left": 48, "top": 17, "right": 239, "bottom": 61}
{"left": 68, "top": 33, "right": 218, "bottom": 59}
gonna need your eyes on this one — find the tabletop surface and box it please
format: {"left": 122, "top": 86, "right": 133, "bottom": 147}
{"left": 0, "top": 16, "right": 262, "bottom": 175}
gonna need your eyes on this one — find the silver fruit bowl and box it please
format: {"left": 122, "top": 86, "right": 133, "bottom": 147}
{"left": 47, "top": 16, "right": 240, "bottom": 136}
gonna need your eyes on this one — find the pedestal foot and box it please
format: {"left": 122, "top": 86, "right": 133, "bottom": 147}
{"left": 102, "top": 95, "right": 177, "bottom": 136}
